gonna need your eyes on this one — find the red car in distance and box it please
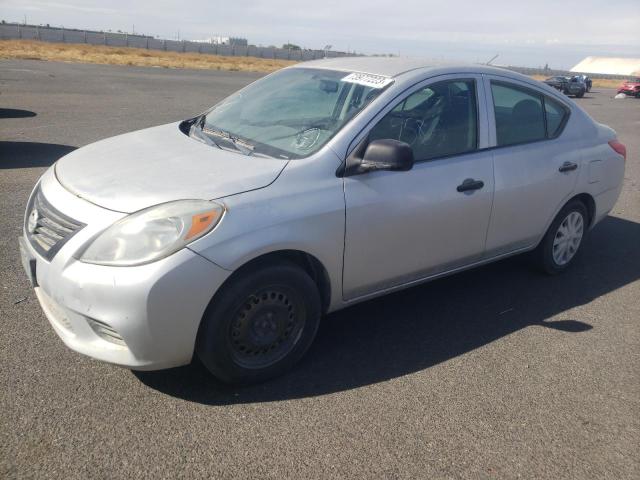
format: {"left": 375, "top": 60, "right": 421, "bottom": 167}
{"left": 617, "top": 78, "right": 640, "bottom": 97}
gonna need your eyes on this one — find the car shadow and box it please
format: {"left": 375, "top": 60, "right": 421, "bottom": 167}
{"left": 0, "top": 108, "right": 37, "bottom": 119}
{"left": 0, "top": 141, "right": 76, "bottom": 169}
{"left": 135, "top": 215, "right": 640, "bottom": 404}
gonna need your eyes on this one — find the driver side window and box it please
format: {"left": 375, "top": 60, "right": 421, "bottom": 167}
{"left": 369, "top": 79, "right": 478, "bottom": 161}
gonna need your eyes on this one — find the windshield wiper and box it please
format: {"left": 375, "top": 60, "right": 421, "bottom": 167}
{"left": 189, "top": 116, "right": 222, "bottom": 149}
{"left": 202, "top": 125, "right": 258, "bottom": 156}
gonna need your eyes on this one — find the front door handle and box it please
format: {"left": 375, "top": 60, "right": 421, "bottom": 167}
{"left": 457, "top": 178, "right": 485, "bottom": 192}
{"left": 559, "top": 162, "right": 578, "bottom": 173}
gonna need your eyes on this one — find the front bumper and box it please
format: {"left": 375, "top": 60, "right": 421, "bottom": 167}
{"left": 21, "top": 168, "right": 231, "bottom": 370}
{"left": 617, "top": 88, "right": 639, "bottom": 96}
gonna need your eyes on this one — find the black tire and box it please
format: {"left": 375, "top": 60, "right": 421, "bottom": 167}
{"left": 196, "top": 261, "right": 321, "bottom": 384}
{"left": 532, "top": 200, "right": 588, "bottom": 275}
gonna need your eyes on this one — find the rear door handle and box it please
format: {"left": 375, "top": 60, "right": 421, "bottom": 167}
{"left": 559, "top": 162, "right": 578, "bottom": 173}
{"left": 456, "top": 178, "right": 485, "bottom": 192}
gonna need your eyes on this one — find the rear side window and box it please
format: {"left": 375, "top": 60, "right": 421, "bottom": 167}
{"left": 491, "top": 82, "right": 545, "bottom": 146}
{"left": 491, "top": 81, "right": 570, "bottom": 147}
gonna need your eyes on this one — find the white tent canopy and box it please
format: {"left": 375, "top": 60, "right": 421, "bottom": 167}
{"left": 571, "top": 57, "right": 640, "bottom": 76}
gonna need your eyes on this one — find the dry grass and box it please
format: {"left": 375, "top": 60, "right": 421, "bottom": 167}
{"left": 0, "top": 39, "right": 296, "bottom": 73}
{"left": 529, "top": 74, "right": 622, "bottom": 89}
{"left": 0, "top": 40, "right": 628, "bottom": 86}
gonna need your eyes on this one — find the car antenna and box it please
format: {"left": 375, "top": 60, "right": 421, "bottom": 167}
{"left": 486, "top": 54, "right": 499, "bottom": 66}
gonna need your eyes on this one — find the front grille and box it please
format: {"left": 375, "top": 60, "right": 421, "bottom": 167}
{"left": 25, "top": 189, "right": 85, "bottom": 260}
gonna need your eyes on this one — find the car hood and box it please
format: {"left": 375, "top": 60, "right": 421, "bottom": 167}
{"left": 55, "top": 122, "right": 289, "bottom": 213}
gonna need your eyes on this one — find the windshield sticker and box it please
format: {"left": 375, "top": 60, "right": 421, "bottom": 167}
{"left": 340, "top": 72, "right": 393, "bottom": 89}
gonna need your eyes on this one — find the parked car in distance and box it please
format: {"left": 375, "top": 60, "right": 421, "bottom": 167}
{"left": 543, "top": 76, "right": 568, "bottom": 91}
{"left": 575, "top": 74, "right": 592, "bottom": 92}
{"left": 617, "top": 78, "right": 640, "bottom": 97}
{"left": 20, "top": 58, "right": 626, "bottom": 384}
{"left": 543, "top": 75, "right": 586, "bottom": 97}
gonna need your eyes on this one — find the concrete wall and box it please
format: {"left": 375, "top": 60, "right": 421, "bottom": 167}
{"left": 0, "top": 24, "right": 350, "bottom": 62}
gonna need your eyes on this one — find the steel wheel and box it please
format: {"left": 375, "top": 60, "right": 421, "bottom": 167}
{"left": 227, "top": 285, "right": 306, "bottom": 369}
{"left": 197, "top": 261, "right": 321, "bottom": 384}
{"left": 552, "top": 211, "right": 584, "bottom": 266}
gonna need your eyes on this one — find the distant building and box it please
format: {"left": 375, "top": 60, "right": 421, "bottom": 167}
{"left": 192, "top": 36, "right": 248, "bottom": 46}
{"left": 571, "top": 57, "right": 640, "bottom": 76}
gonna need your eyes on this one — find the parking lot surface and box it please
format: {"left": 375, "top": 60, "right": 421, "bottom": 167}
{"left": 1, "top": 60, "right": 638, "bottom": 479}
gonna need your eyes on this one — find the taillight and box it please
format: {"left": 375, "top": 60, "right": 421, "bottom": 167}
{"left": 608, "top": 139, "right": 627, "bottom": 161}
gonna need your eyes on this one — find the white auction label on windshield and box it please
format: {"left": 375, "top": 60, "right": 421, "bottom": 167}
{"left": 341, "top": 72, "right": 393, "bottom": 89}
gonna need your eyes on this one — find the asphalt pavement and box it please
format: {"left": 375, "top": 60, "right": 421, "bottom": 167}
{"left": 1, "top": 60, "right": 638, "bottom": 479}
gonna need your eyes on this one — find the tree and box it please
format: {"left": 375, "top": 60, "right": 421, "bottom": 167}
{"left": 282, "top": 43, "right": 301, "bottom": 50}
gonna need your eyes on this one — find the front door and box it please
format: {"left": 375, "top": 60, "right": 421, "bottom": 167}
{"left": 342, "top": 76, "right": 495, "bottom": 300}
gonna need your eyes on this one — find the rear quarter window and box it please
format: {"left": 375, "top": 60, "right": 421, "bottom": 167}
{"left": 544, "top": 96, "right": 570, "bottom": 138}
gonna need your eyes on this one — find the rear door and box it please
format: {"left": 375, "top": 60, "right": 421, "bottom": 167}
{"left": 482, "top": 76, "right": 579, "bottom": 256}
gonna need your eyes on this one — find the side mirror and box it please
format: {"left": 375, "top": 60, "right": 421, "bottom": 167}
{"left": 340, "top": 139, "right": 414, "bottom": 177}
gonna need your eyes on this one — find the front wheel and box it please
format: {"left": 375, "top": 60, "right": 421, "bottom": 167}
{"left": 533, "top": 201, "right": 588, "bottom": 275}
{"left": 196, "top": 261, "right": 321, "bottom": 384}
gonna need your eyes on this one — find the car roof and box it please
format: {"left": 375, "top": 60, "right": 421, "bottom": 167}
{"left": 292, "top": 56, "right": 531, "bottom": 81}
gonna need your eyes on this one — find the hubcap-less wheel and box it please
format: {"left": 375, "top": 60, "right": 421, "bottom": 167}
{"left": 228, "top": 287, "right": 304, "bottom": 369}
{"left": 552, "top": 211, "right": 584, "bottom": 266}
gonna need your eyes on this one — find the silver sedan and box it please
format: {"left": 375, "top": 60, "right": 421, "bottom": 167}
{"left": 19, "top": 58, "right": 626, "bottom": 383}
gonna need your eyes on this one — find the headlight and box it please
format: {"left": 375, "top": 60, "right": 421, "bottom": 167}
{"left": 78, "top": 200, "right": 224, "bottom": 266}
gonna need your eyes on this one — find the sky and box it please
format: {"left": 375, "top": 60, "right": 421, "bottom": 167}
{"left": 2, "top": 0, "right": 639, "bottom": 69}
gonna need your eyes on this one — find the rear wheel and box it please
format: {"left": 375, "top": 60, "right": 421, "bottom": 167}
{"left": 196, "top": 261, "right": 321, "bottom": 384}
{"left": 533, "top": 201, "right": 588, "bottom": 275}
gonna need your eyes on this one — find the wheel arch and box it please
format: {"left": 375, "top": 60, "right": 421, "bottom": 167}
{"left": 534, "top": 192, "right": 596, "bottom": 249}
{"left": 209, "top": 249, "right": 333, "bottom": 315}
{"left": 572, "top": 192, "right": 596, "bottom": 228}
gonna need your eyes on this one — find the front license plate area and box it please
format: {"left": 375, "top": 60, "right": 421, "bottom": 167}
{"left": 19, "top": 237, "right": 38, "bottom": 287}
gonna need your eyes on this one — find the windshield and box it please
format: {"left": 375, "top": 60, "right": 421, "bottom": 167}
{"left": 198, "top": 68, "right": 392, "bottom": 159}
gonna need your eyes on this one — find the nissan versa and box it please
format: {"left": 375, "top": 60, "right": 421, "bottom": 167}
{"left": 20, "top": 58, "right": 626, "bottom": 383}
